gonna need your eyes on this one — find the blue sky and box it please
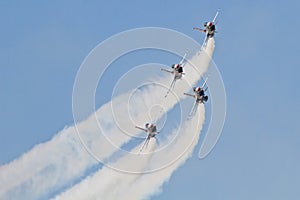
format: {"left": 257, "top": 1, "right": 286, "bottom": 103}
{"left": 1, "top": 0, "right": 300, "bottom": 199}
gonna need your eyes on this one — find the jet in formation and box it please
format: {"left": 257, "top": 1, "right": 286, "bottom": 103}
{"left": 193, "top": 9, "right": 220, "bottom": 47}
{"left": 161, "top": 51, "right": 187, "bottom": 98}
{"left": 184, "top": 77, "right": 209, "bottom": 116}
{"left": 134, "top": 10, "right": 220, "bottom": 151}
{"left": 135, "top": 123, "right": 159, "bottom": 152}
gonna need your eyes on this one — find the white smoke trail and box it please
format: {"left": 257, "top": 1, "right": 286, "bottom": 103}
{"left": 0, "top": 126, "right": 94, "bottom": 200}
{"left": 51, "top": 39, "right": 214, "bottom": 200}
{"left": 52, "top": 105, "right": 204, "bottom": 200}
{"left": 123, "top": 106, "right": 205, "bottom": 200}
{"left": 52, "top": 139, "right": 157, "bottom": 200}
{"left": 0, "top": 86, "right": 173, "bottom": 199}
{"left": 0, "top": 39, "right": 214, "bottom": 199}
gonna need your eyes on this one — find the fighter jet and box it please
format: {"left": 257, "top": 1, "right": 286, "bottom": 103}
{"left": 135, "top": 123, "right": 159, "bottom": 152}
{"left": 161, "top": 52, "right": 187, "bottom": 98}
{"left": 193, "top": 9, "right": 220, "bottom": 47}
{"left": 184, "top": 77, "right": 209, "bottom": 116}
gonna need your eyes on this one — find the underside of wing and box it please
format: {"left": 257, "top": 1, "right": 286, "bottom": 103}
{"left": 212, "top": 9, "right": 220, "bottom": 23}
{"left": 179, "top": 51, "right": 187, "bottom": 66}
{"left": 184, "top": 93, "right": 195, "bottom": 98}
{"left": 135, "top": 126, "right": 147, "bottom": 132}
{"left": 193, "top": 27, "right": 206, "bottom": 32}
{"left": 161, "top": 68, "right": 174, "bottom": 74}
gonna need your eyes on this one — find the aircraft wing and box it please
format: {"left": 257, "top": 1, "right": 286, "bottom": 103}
{"left": 135, "top": 126, "right": 148, "bottom": 132}
{"left": 140, "top": 135, "right": 152, "bottom": 152}
{"left": 201, "top": 77, "right": 209, "bottom": 89}
{"left": 140, "top": 138, "right": 148, "bottom": 152}
{"left": 212, "top": 9, "right": 220, "bottom": 23}
{"left": 179, "top": 51, "right": 188, "bottom": 66}
{"left": 184, "top": 93, "right": 196, "bottom": 98}
{"left": 202, "top": 35, "right": 209, "bottom": 49}
{"left": 201, "top": 77, "right": 209, "bottom": 91}
{"left": 193, "top": 27, "right": 206, "bottom": 33}
{"left": 161, "top": 68, "right": 174, "bottom": 74}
